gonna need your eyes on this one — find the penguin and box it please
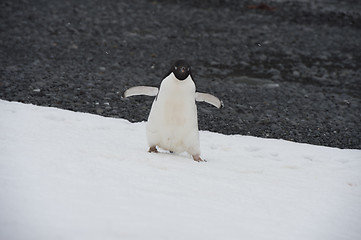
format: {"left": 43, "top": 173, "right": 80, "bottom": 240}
{"left": 123, "top": 60, "right": 223, "bottom": 162}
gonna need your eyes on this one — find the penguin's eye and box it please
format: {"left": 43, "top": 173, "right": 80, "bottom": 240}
{"left": 174, "top": 66, "right": 178, "bottom": 70}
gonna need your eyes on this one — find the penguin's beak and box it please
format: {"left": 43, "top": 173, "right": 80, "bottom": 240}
{"left": 181, "top": 67, "right": 186, "bottom": 73}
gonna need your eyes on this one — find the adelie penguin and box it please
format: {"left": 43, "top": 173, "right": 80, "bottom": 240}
{"left": 123, "top": 60, "right": 223, "bottom": 162}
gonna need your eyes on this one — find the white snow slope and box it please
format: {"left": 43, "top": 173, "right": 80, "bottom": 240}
{"left": 0, "top": 100, "right": 360, "bottom": 240}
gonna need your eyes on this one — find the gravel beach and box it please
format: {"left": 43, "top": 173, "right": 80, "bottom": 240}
{"left": 1, "top": 0, "right": 360, "bottom": 149}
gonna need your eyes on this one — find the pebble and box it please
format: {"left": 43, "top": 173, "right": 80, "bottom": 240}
{"left": 0, "top": 0, "right": 360, "bottom": 150}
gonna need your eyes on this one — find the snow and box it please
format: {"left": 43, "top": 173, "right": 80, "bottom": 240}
{"left": 0, "top": 99, "right": 360, "bottom": 240}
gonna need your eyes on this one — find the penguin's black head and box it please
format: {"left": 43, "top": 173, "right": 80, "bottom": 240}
{"left": 171, "top": 60, "right": 191, "bottom": 80}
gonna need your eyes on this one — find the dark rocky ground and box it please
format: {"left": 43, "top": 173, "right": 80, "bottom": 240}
{"left": 1, "top": 0, "right": 360, "bottom": 149}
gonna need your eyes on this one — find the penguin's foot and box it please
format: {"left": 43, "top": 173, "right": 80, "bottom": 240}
{"left": 148, "top": 146, "right": 158, "bottom": 153}
{"left": 192, "top": 154, "right": 207, "bottom": 162}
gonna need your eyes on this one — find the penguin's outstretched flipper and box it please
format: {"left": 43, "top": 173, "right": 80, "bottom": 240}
{"left": 195, "top": 92, "right": 224, "bottom": 109}
{"left": 123, "top": 86, "right": 159, "bottom": 98}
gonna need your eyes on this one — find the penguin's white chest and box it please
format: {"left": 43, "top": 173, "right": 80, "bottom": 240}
{"left": 146, "top": 74, "right": 200, "bottom": 155}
